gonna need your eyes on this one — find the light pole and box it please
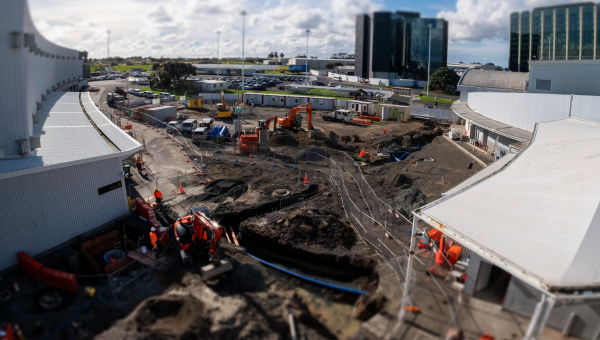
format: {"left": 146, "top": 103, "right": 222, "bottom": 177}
{"left": 241, "top": 11, "right": 247, "bottom": 96}
{"left": 216, "top": 31, "right": 221, "bottom": 77}
{"left": 306, "top": 29, "right": 310, "bottom": 84}
{"left": 426, "top": 23, "right": 432, "bottom": 97}
{"left": 107, "top": 30, "right": 111, "bottom": 68}
{"left": 547, "top": 36, "right": 552, "bottom": 61}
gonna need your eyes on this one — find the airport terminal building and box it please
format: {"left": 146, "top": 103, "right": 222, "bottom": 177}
{"left": 0, "top": 0, "right": 141, "bottom": 271}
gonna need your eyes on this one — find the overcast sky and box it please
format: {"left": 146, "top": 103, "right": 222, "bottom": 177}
{"left": 29, "top": 0, "right": 583, "bottom": 68}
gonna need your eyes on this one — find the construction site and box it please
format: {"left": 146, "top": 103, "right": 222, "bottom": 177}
{"left": 0, "top": 87, "right": 502, "bottom": 340}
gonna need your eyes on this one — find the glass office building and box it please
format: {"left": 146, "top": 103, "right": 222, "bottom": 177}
{"left": 355, "top": 11, "right": 448, "bottom": 80}
{"left": 509, "top": 2, "right": 598, "bottom": 72}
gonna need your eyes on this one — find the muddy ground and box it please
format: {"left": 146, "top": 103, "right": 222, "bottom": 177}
{"left": 1, "top": 116, "right": 483, "bottom": 340}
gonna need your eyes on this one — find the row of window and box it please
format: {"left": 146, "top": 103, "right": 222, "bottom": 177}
{"left": 510, "top": 5, "right": 599, "bottom": 72}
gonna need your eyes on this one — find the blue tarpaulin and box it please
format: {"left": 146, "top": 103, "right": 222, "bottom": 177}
{"left": 210, "top": 125, "right": 228, "bottom": 140}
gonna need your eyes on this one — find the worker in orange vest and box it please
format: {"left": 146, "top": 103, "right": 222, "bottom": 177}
{"left": 135, "top": 155, "right": 142, "bottom": 172}
{"left": 153, "top": 188, "right": 163, "bottom": 204}
{"left": 150, "top": 227, "right": 158, "bottom": 247}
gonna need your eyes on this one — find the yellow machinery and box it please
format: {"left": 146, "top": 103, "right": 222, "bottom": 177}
{"left": 216, "top": 90, "right": 232, "bottom": 118}
{"left": 189, "top": 96, "right": 203, "bottom": 109}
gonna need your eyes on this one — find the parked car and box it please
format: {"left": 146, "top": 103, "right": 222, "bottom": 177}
{"left": 144, "top": 91, "right": 157, "bottom": 99}
{"left": 192, "top": 127, "right": 209, "bottom": 141}
{"left": 166, "top": 121, "right": 181, "bottom": 134}
{"left": 180, "top": 118, "right": 198, "bottom": 134}
{"left": 177, "top": 114, "right": 190, "bottom": 122}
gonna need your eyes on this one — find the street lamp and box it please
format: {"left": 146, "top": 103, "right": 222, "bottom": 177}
{"left": 426, "top": 23, "right": 432, "bottom": 97}
{"left": 306, "top": 29, "right": 310, "bottom": 84}
{"left": 241, "top": 11, "right": 247, "bottom": 96}
{"left": 107, "top": 30, "right": 111, "bottom": 66}
{"left": 547, "top": 36, "right": 553, "bottom": 61}
{"left": 216, "top": 31, "right": 221, "bottom": 77}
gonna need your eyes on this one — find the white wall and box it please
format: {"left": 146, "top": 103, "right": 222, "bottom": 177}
{"left": 369, "top": 78, "right": 390, "bottom": 86}
{"left": 529, "top": 60, "right": 600, "bottom": 96}
{"left": 1, "top": 0, "right": 83, "bottom": 157}
{"left": 0, "top": 157, "right": 129, "bottom": 270}
{"left": 468, "top": 92, "right": 571, "bottom": 132}
{"left": 570, "top": 95, "right": 600, "bottom": 124}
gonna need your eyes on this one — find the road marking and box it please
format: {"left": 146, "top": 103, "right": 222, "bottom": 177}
{"left": 157, "top": 145, "right": 166, "bottom": 153}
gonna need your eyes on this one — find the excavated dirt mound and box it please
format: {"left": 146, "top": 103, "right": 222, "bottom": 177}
{"left": 96, "top": 276, "right": 337, "bottom": 340}
{"left": 271, "top": 209, "right": 355, "bottom": 250}
{"left": 294, "top": 146, "right": 330, "bottom": 162}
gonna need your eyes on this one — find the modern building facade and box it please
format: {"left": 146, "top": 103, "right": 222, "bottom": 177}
{"left": 355, "top": 11, "right": 448, "bottom": 80}
{"left": 509, "top": 2, "right": 598, "bottom": 72}
{"left": 0, "top": 0, "right": 142, "bottom": 271}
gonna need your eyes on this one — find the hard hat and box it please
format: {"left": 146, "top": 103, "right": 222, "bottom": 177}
{"left": 154, "top": 188, "right": 158, "bottom": 191}
{"left": 150, "top": 227, "right": 156, "bottom": 232}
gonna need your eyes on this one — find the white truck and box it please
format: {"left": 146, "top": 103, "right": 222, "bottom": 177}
{"left": 321, "top": 109, "right": 354, "bottom": 123}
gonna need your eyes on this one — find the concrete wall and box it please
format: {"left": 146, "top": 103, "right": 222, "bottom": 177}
{"left": 0, "top": 0, "right": 83, "bottom": 157}
{"left": 457, "top": 85, "right": 521, "bottom": 103}
{"left": 0, "top": 157, "right": 129, "bottom": 270}
{"left": 485, "top": 131, "right": 514, "bottom": 156}
{"left": 468, "top": 92, "right": 600, "bottom": 131}
{"left": 503, "top": 277, "right": 600, "bottom": 339}
{"left": 468, "top": 92, "right": 571, "bottom": 132}
{"left": 529, "top": 60, "right": 600, "bottom": 96}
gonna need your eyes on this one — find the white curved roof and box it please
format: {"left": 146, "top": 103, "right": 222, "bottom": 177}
{"left": 416, "top": 118, "right": 600, "bottom": 291}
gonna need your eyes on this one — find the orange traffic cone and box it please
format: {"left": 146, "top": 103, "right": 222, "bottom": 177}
{"left": 179, "top": 181, "right": 184, "bottom": 194}
{"left": 304, "top": 173, "right": 308, "bottom": 184}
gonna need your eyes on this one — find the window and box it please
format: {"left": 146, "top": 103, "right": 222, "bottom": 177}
{"left": 536, "top": 79, "right": 552, "bottom": 91}
{"left": 280, "top": 98, "right": 284, "bottom": 103}
{"left": 295, "top": 99, "right": 299, "bottom": 104}
{"left": 213, "top": 84, "right": 216, "bottom": 88}
{"left": 272, "top": 98, "right": 276, "bottom": 102}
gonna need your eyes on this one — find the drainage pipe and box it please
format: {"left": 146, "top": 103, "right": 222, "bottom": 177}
{"left": 247, "top": 253, "right": 368, "bottom": 295}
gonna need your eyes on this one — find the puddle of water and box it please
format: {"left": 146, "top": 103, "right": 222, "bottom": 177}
{"left": 295, "top": 287, "right": 362, "bottom": 339}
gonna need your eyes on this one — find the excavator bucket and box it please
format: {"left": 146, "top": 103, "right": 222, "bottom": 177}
{"left": 201, "top": 259, "right": 233, "bottom": 279}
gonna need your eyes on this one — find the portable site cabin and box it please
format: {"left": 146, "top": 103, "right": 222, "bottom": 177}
{"left": 144, "top": 106, "right": 177, "bottom": 124}
{"left": 189, "top": 96, "right": 203, "bottom": 109}
{"left": 309, "top": 97, "right": 335, "bottom": 111}
{"left": 377, "top": 104, "right": 411, "bottom": 121}
{"left": 242, "top": 93, "right": 264, "bottom": 106}
{"left": 347, "top": 100, "right": 374, "bottom": 115}
{"left": 286, "top": 95, "right": 309, "bottom": 107}
{"left": 263, "top": 94, "right": 286, "bottom": 107}
{"left": 194, "top": 80, "right": 228, "bottom": 92}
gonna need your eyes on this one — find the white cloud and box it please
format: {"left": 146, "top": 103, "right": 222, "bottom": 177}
{"left": 28, "top": 0, "right": 382, "bottom": 59}
{"left": 439, "top": 0, "right": 584, "bottom": 42}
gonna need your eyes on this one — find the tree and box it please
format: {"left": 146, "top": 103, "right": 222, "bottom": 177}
{"left": 296, "top": 54, "right": 306, "bottom": 58}
{"left": 325, "top": 63, "right": 336, "bottom": 69}
{"left": 279, "top": 53, "right": 285, "bottom": 58}
{"left": 153, "top": 61, "right": 196, "bottom": 89}
{"left": 428, "top": 67, "right": 460, "bottom": 91}
{"left": 152, "top": 62, "right": 161, "bottom": 71}
{"left": 268, "top": 52, "right": 274, "bottom": 58}
{"left": 274, "top": 52, "right": 279, "bottom": 58}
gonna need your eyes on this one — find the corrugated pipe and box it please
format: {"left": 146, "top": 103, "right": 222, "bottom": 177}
{"left": 246, "top": 254, "right": 368, "bottom": 295}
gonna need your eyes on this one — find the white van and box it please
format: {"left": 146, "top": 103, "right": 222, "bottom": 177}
{"left": 192, "top": 127, "right": 209, "bottom": 141}
{"left": 180, "top": 118, "right": 198, "bottom": 134}
{"left": 166, "top": 121, "right": 180, "bottom": 134}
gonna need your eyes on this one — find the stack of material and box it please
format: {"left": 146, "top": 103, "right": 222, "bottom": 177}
{"left": 239, "top": 134, "right": 258, "bottom": 153}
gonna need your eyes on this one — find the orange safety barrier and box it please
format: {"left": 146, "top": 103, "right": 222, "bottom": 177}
{"left": 479, "top": 333, "right": 494, "bottom": 340}
{"left": 135, "top": 198, "right": 150, "bottom": 220}
{"left": 447, "top": 245, "right": 463, "bottom": 265}
{"left": 435, "top": 251, "right": 446, "bottom": 266}
{"left": 17, "top": 252, "right": 44, "bottom": 282}
{"left": 359, "top": 115, "right": 381, "bottom": 122}
{"left": 40, "top": 267, "right": 79, "bottom": 292}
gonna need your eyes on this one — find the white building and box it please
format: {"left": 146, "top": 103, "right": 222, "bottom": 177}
{"left": 0, "top": 0, "right": 142, "bottom": 271}
{"left": 193, "top": 80, "right": 229, "bottom": 92}
{"left": 193, "top": 64, "right": 279, "bottom": 76}
{"left": 288, "top": 58, "right": 355, "bottom": 69}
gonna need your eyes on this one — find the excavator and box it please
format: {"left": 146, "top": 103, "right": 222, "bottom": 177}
{"left": 277, "top": 103, "right": 313, "bottom": 130}
{"left": 174, "top": 211, "right": 233, "bottom": 278}
{"left": 258, "top": 115, "right": 278, "bottom": 131}
{"left": 216, "top": 89, "right": 232, "bottom": 118}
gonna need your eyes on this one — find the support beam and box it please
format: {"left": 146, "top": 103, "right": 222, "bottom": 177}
{"left": 523, "top": 294, "right": 546, "bottom": 340}
{"left": 533, "top": 295, "right": 555, "bottom": 340}
{"left": 399, "top": 214, "right": 419, "bottom": 320}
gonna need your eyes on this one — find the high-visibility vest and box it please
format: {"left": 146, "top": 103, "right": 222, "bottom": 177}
{"left": 154, "top": 191, "right": 163, "bottom": 199}
{"left": 149, "top": 232, "right": 157, "bottom": 246}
